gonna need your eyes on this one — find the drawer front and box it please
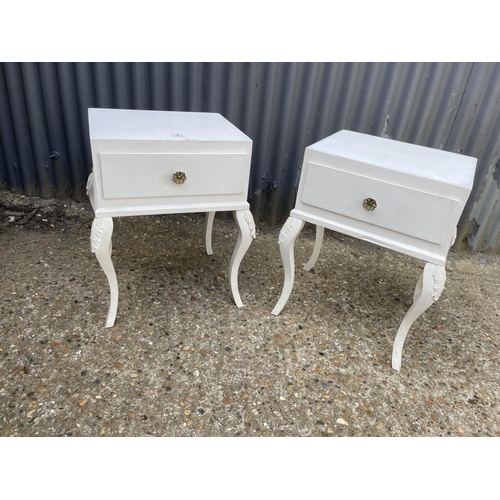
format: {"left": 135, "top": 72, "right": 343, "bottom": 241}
{"left": 99, "top": 153, "right": 247, "bottom": 200}
{"left": 301, "top": 162, "right": 458, "bottom": 244}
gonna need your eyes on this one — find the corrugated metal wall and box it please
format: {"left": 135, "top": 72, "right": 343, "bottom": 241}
{"left": 445, "top": 63, "right": 500, "bottom": 251}
{"left": 1, "top": 62, "right": 499, "bottom": 251}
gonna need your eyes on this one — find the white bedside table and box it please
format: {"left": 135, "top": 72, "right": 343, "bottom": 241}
{"left": 271, "top": 130, "right": 477, "bottom": 371}
{"left": 86, "top": 108, "right": 256, "bottom": 327}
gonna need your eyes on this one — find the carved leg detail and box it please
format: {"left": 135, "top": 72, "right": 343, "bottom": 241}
{"left": 392, "top": 263, "right": 446, "bottom": 371}
{"left": 229, "top": 210, "right": 256, "bottom": 307}
{"left": 271, "top": 217, "right": 306, "bottom": 316}
{"left": 304, "top": 225, "right": 325, "bottom": 271}
{"left": 91, "top": 217, "right": 118, "bottom": 328}
{"left": 205, "top": 211, "right": 216, "bottom": 256}
{"left": 86, "top": 172, "right": 95, "bottom": 211}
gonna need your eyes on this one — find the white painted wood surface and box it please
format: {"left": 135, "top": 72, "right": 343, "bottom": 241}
{"left": 87, "top": 109, "right": 255, "bottom": 327}
{"left": 88, "top": 109, "right": 252, "bottom": 218}
{"left": 271, "top": 217, "right": 306, "bottom": 316}
{"left": 99, "top": 153, "right": 248, "bottom": 200}
{"left": 230, "top": 210, "right": 257, "bottom": 308}
{"left": 293, "top": 130, "right": 477, "bottom": 266}
{"left": 273, "top": 130, "right": 477, "bottom": 371}
{"left": 301, "top": 162, "right": 458, "bottom": 244}
{"left": 90, "top": 217, "right": 117, "bottom": 328}
{"left": 303, "top": 225, "right": 324, "bottom": 272}
{"left": 391, "top": 263, "right": 446, "bottom": 371}
{"left": 89, "top": 108, "right": 251, "bottom": 142}
{"left": 204, "top": 212, "right": 216, "bottom": 256}
{"left": 308, "top": 129, "right": 476, "bottom": 187}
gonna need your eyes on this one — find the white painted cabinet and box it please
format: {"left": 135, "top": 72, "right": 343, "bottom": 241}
{"left": 272, "top": 130, "right": 477, "bottom": 371}
{"left": 87, "top": 108, "right": 256, "bottom": 327}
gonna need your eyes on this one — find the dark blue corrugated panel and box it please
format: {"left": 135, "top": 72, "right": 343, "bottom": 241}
{"left": 0, "top": 62, "right": 499, "bottom": 250}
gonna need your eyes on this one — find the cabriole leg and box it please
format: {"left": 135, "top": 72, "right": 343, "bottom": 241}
{"left": 271, "top": 217, "right": 306, "bottom": 315}
{"left": 303, "top": 225, "right": 325, "bottom": 271}
{"left": 229, "top": 210, "right": 256, "bottom": 307}
{"left": 413, "top": 271, "right": 424, "bottom": 303}
{"left": 205, "top": 211, "right": 216, "bottom": 256}
{"left": 91, "top": 217, "right": 118, "bottom": 328}
{"left": 391, "top": 262, "right": 446, "bottom": 371}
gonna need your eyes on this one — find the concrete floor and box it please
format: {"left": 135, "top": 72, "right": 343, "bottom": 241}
{"left": 1, "top": 190, "right": 499, "bottom": 437}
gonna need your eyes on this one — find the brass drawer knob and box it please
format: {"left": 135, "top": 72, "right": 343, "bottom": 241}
{"left": 173, "top": 171, "right": 187, "bottom": 184}
{"left": 362, "top": 198, "right": 377, "bottom": 211}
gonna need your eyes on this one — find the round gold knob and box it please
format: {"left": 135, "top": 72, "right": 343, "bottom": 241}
{"left": 362, "top": 198, "right": 377, "bottom": 211}
{"left": 172, "top": 171, "right": 186, "bottom": 184}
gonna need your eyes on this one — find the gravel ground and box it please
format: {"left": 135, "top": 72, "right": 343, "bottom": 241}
{"left": 1, "top": 190, "right": 499, "bottom": 437}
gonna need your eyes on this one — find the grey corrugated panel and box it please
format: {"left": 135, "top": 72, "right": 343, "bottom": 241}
{"left": 39, "top": 62, "right": 72, "bottom": 195}
{"left": 56, "top": 63, "right": 88, "bottom": 197}
{"left": 2, "top": 62, "right": 38, "bottom": 195}
{"left": 132, "top": 62, "right": 150, "bottom": 110}
{"left": 385, "top": 62, "right": 474, "bottom": 147}
{"left": 151, "top": 63, "right": 167, "bottom": 109}
{"left": 74, "top": 63, "right": 96, "bottom": 178}
{"left": 0, "top": 61, "right": 499, "bottom": 250}
{"left": 0, "top": 63, "right": 20, "bottom": 189}
{"left": 345, "top": 62, "right": 474, "bottom": 147}
{"left": 94, "top": 62, "right": 113, "bottom": 108}
{"left": 445, "top": 62, "right": 500, "bottom": 251}
{"left": 112, "top": 62, "right": 131, "bottom": 109}
{"left": 21, "top": 63, "right": 54, "bottom": 198}
{"left": 169, "top": 62, "right": 203, "bottom": 111}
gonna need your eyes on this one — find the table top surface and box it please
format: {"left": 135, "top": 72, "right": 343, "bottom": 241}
{"left": 89, "top": 108, "right": 251, "bottom": 142}
{"left": 308, "top": 130, "right": 477, "bottom": 189}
